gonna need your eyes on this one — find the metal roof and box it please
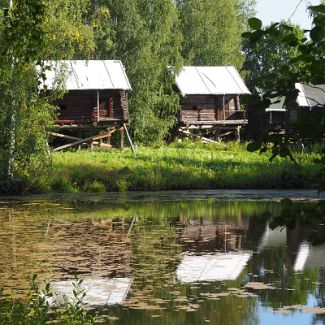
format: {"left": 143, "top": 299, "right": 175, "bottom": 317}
{"left": 50, "top": 277, "right": 132, "bottom": 306}
{"left": 42, "top": 60, "right": 132, "bottom": 91}
{"left": 294, "top": 242, "right": 325, "bottom": 271}
{"left": 175, "top": 66, "right": 251, "bottom": 96}
{"left": 266, "top": 83, "right": 325, "bottom": 110}
{"left": 297, "top": 83, "right": 325, "bottom": 108}
{"left": 176, "top": 252, "right": 252, "bottom": 283}
{"left": 258, "top": 225, "right": 287, "bottom": 252}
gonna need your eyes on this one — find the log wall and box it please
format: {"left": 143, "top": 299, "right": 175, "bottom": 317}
{"left": 180, "top": 95, "right": 240, "bottom": 124}
{"left": 54, "top": 89, "right": 128, "bottom": 123}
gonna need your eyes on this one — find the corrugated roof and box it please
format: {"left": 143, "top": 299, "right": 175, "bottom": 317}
{"left": 297, "top": 83, "right": 325, "bottom": 108}
{"left": 294, "top": 242, "right": 325, "bottom": 271}
{"left": 175, "top": 66, "right": 251, "bottom": 96}
{"left": 50, "top": 277, "right": 132, "bottom": 306}
{"left": 262, "top": 83, "right": 325, "bottom": 111}
{"left": 42, "top": 60, "right": 132, "bottom": 91}
{"left": 176, "top": 252, "right": 252, "bottom": 283}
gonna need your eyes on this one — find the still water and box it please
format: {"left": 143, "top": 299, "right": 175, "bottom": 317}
{"left": 0, "top": 191, "right": 324, "bottom": 325}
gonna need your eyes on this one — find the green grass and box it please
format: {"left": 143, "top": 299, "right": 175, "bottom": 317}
{"left": 49, "top": 141, "right": 320, "bottom": 193}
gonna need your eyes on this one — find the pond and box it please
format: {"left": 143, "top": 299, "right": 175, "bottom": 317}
{"left": 0, "top": 190, "right": 324, "bottom": 325}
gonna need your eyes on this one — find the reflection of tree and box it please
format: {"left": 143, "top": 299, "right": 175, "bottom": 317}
{"left": 311, "top": 270, "right": 325, "bottom": 325}
{"left": 125, "top": 219, "right": 180, "bottom": 309}
{"left": 0, "top": 206, "right": 133, "bottom": 292}
{"left": 248, "top": 245, "right": 318, "bottom": 308}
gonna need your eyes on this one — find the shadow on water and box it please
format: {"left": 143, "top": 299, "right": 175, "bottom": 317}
{"left": 0, "top": 195, "right": 324, "bottom": 324}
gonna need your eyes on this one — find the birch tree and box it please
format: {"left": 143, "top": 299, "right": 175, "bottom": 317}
{"left": 176, "top": 0, "right": 246, "bottom": 67}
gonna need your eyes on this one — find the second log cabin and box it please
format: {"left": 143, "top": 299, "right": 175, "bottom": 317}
{"left": 175, "top": 66, "right": 251, "bottom": 127}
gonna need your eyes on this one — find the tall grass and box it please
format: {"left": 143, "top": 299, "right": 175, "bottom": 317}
{"left": 50, "top": 141, "right": 320, "bottom": 193}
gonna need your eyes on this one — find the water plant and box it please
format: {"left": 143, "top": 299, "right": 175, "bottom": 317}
{"left": 0, "top": 275, "right": 97, "bottom": 325}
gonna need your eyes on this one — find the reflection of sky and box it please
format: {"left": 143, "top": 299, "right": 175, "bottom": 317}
{"left": 258, "top": 295, "right": 321, "bottom": 325}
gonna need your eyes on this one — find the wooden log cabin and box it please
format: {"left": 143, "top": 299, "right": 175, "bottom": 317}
{"left": 43, "top": 60, "right": 131, "bottom": 127}
{"left": 43, "top": 60, "right": 133, "bottom": 150}
{"left": 247, "top": 83, "right": 325, "bottom": 140}
{"left": 175, "top": 66, "right": 251, "bottom": 128}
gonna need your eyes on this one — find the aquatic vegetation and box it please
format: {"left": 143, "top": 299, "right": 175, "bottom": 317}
{"left": 0, "top": 275, "right": 97, "bottom": 325}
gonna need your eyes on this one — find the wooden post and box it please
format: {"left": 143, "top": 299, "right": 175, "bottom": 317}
{"left": 120, "top": 127, "right": 125, "bottom": 149}
{"left": 96, "top": 90, "right": 100, "bottom": 123}
{"left": 215, "top": 128, "right": 221, "bottom": 142}
{"left": 90, "top": 128, "right": 94, "bottom": 150}
{"left": 222, "top": 95, "right": 226, "bottom": 121}
{"left": 78, "top": 130, "right": 82, "bottom": 150}
{"left": 106, "top": 134, "right": 111, "bottom": 146}
{"left": 123, "top": 123, "right": 136, "bottom": 153}
{"left": 235, "top": 126, "right": 241, "bottom": 142}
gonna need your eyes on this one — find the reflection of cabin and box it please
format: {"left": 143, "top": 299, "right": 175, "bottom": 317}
{"left": 294, "top": 242, "right": 325, "bottom": 272}
{"left": 177, "top": 218, "right": 252, "bottom": 282}
{"left": 175, "top": 66, "right": 250, "bottom": 130}
{"left": 177, "top": 252, "right": 252, "bottom": 283}
{"left": 51, "top": 277, "right": 132, "bottom": 306}
{"left": 257, "top": 225, "right": 287, "bottom": 252}
{"left": 247, "top": 83, "right": 325, "bottom": 139}
{"left": 180, "top": 219, "right": 248, "bottom": 252}
{"left": 44, "top": 60, "right": 131, "bottom": 126}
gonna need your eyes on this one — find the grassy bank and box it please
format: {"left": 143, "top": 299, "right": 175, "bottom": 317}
{"left": 49, "top": 142, "right": 320, "bottom": 193}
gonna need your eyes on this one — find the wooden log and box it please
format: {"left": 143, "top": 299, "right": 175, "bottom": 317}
{"left": 235, "top": 126, "right": 241, "bottom": 142}
{"left": 219, "top": 131, "right": 232, "bottom": 137}
{"left": 120, "top": 128, "right": 125, "bottom": 149}
{"left": 179, "top": 129, "right": 219, "bottom": 144}
{"left": 53, "top": 129, "right": 117, "bottom": 152}
{"left": 49, "top": 132, "right": 80, "bottom": 141}
{"left": 123, "top": 123, "right": 136, "bottom": 153}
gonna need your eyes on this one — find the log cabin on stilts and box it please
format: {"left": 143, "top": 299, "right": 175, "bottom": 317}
{"left": 174, "top": 66, "right": 251, "bottom": 142}
{"left": 43, "top": 60, "right": 135, "bottom": 152}
{"left": 247, "top": 83, "right": 325, "bottom": 140}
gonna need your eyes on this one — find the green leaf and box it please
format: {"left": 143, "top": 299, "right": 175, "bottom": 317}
{"left": 248, "top": 17, "right": 262, "bottom": 30}
{"left": 310, "top": 26, "right": 325, "bottom": 42}
{"left": 309, "top": 5, "right": 325, "bottom": 14}
{"left": 247, "top": 141, "right": 261, "bottom": 152}
{"left": 241, "top": 32, "right": 252, "bottom": 39}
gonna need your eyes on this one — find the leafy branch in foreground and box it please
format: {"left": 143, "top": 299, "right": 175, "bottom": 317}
{"left": 0, "top": 275, "right": 98, "bottom": 325}
{"left": 243, "top": 3, "right": 325, "bottom": 235}
{"left": 243, "top": 3, "right": 325, "bottom": 188}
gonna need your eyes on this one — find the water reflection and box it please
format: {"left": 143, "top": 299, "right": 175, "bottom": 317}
{"left": 0, "top": 198, "right": 324, "bottom": 324}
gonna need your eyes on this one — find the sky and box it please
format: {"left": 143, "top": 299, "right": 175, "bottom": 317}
{"left": 256, "top": 0, "right": 322, "bottom": 29}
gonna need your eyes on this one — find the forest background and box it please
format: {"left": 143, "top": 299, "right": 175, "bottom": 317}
{"left": 2, "top": 0, "right": 321, "bottom": 194}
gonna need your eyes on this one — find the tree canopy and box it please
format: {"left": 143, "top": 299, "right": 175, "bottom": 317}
{"left": 176, "top": 0, "right": 249, "bottom": 67}
{"left": 0, "top": 0, "right": 256, "bottom": 191}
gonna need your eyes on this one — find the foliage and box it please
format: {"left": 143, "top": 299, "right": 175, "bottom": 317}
{"left": 242, "top": 22, "right": 305, "bottom": 91}
{"left": 106, "top": 0, "right": 183, "bottom": 144}
{"left": 0, "top": 0, "right": 58, "bottom": 193}
{"left": 0, "top": 275, "right": 97, "bottom": 324}
{"left": 243, "top": 3, "right": 325, "bottom": 237}
{"left": 44, "top": 0, "right": 95, "bottom": 60}
{"left": 176, "top": 0, "right": 248, "bottom": 67}
{"left": 243, "top": 3, "right": 325, "bottom": 176}
{"left": 0, "top": 0, "right": 102, "bottom": 193}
